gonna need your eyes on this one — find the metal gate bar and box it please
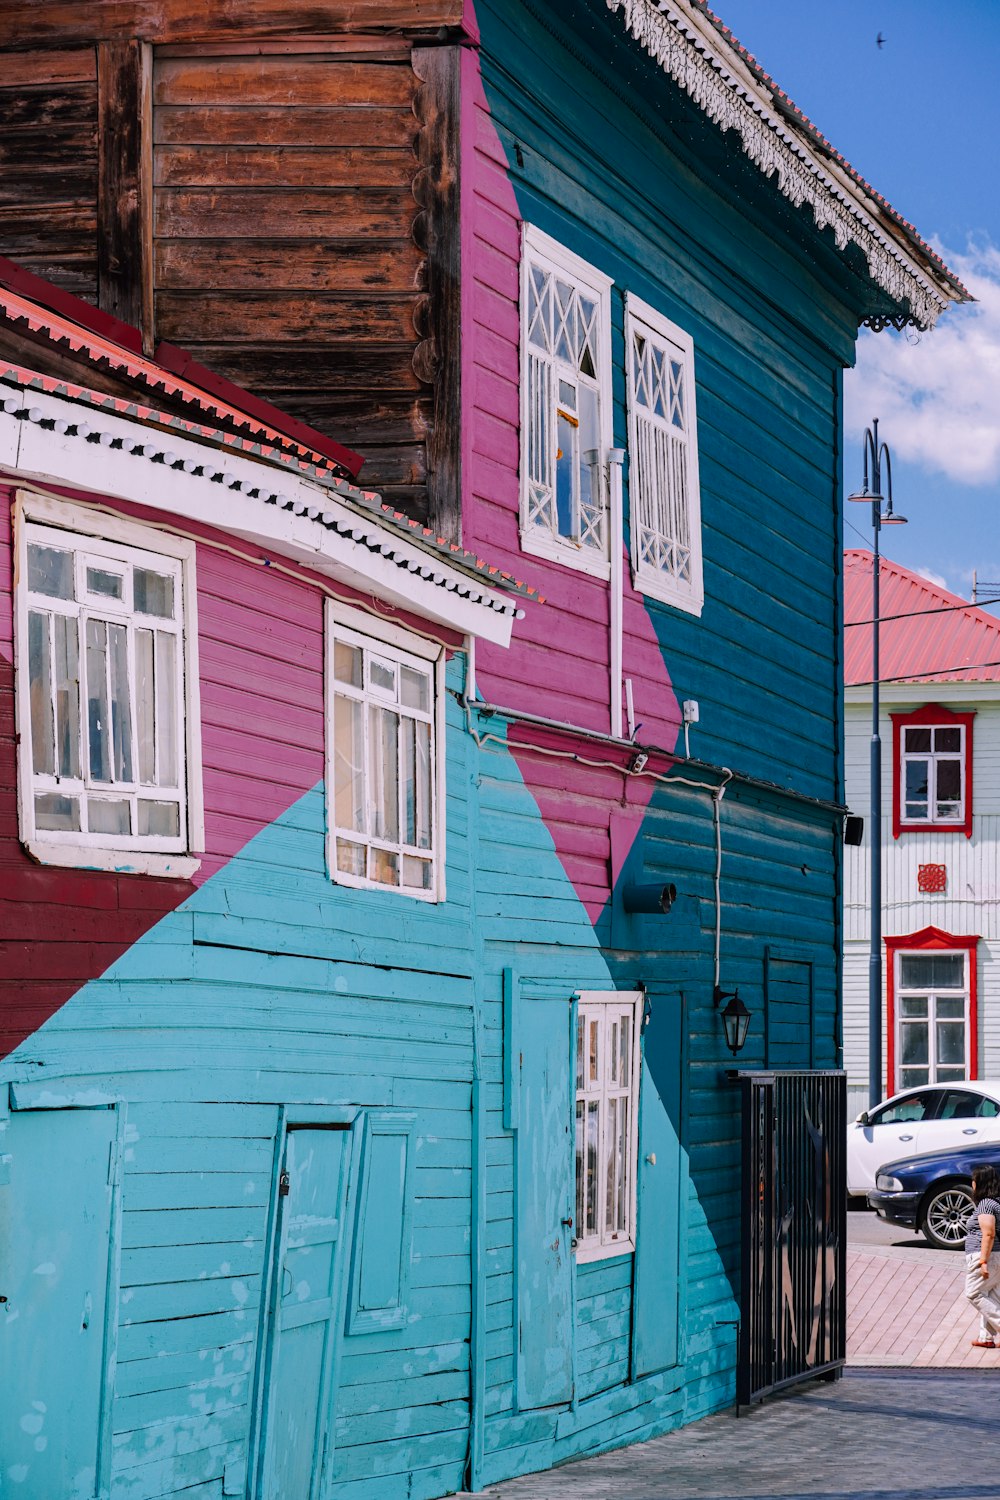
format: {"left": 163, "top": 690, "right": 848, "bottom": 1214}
{"left": 736, "top": 1070, "right": 846, "bottom": 1409}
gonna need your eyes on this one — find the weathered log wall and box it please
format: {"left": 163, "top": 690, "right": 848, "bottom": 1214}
{"left": 0, "top": 48, "right": 98, "bottom": 300}
{"left": 0, "top": 8, "right": 465, "bottom": 533}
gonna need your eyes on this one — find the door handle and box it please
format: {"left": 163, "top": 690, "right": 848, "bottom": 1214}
{"left": 561, "top": 1216, "right": 573, "bottom": 1228}
{"left": 281, "top": 1267, "right": 293, "bottom": 1300}
{"left": 963, "top": 1128, "right": 979, "bottom": 1135}
{"left": 898, "top": 1134, "right": 914, "bottom": 1141}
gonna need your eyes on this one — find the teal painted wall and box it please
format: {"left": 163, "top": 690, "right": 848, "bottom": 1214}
{"left": 461, "top": 0, "right": 857, "bottom": 1482}
{"left": 3, "top": 674, "right": 731, "bottom": 1500}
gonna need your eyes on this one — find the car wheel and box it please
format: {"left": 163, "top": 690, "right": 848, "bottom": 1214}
{"left": 921, "top": 1182, "right": 974, "bottom": 1251}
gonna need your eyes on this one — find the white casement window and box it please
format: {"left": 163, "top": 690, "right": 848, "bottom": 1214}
{"left": 625, "top": 293, "right": 703, "bottom": 614}
{"left": 325, "top": 602, "right": 445, "bottom": 902}
{"left": 896, "top": 951, "right": 969, "bottom": 1089}
{"left": 901, "top": 724, "right": 965, "bottom": 824}
{"left": 574, "top": 990, "right": 643, "bottom": 1263}
{"left": 14, "top": 492, "right": 202, "bottom": 875}
{"left": 519, "top": 225, "right": 613, "bottom": 577}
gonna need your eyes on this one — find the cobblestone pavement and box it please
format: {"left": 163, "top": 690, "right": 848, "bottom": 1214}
{"left": 459, "top": 1369, "right": 1000, "bottom": 1500}
{"left": 458, "top": 1216, "right": 1000, "bottom": 1500}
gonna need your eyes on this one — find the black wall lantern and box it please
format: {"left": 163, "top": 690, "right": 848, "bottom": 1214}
{"left": 715, "top": 986, "right": 751, "bottom": 1056}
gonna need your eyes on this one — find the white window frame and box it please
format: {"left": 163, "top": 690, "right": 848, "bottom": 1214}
{"left": 13, "top": 489, "right": 203, "bottom": 877}
{"left": 324, "top": 599, "right": 446, "bottom": 903}
{"left": 574, "top": 989, "right": 643, "bottom": 1264}
{"left": 900, "top": 723, "right": 966, "bottom": 826}
{"left": 895, "top": 948, "right": 970, "bottom": 1091}
{"left": 625, "top": 291, "right": 703, "bottom": 615}
{"left": 519, "top": 224, "right": 614, "bottom": 579}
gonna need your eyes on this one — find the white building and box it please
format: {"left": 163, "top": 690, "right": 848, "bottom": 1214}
{"left": 844, "top": 549, "right": 1000, "bottom": 1117}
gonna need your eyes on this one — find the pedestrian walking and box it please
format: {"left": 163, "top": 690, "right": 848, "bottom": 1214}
{"left": 964, "top": 1165, "right": 1000, "bottom": 1348}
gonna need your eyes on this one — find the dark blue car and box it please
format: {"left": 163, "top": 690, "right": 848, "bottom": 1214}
{"left": 868, "top": 1140, "right": 1000, "bottom": 1250}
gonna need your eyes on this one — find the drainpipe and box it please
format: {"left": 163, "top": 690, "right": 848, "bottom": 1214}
{"left": 608, "top": 448, "right": 626, "bottom": 739}
{"left": 466, "top": 1006, "right": 486, "bottom": 1490}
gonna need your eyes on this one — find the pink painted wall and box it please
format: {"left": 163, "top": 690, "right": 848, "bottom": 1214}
{"left": 0, "top": 477, "right": 456, "bottom": 1051}
{"left": 460, "top": 50, "right": 682, "bottom": 919}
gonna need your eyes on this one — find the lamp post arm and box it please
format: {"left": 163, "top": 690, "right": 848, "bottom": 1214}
{"left": 880, "top": 443, "right": 894, "bottom": 510}
{"left": 859, "top": 424, "right": 877, "bottom": 495}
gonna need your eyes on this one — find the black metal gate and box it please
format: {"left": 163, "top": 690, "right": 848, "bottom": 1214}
{"left": 737, "top": 1070, "right": 847, "bottom": 1409}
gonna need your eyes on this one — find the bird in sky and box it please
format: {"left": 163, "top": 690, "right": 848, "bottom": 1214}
{"left": 876, "top": 32, "right": 886, "bottom": 48}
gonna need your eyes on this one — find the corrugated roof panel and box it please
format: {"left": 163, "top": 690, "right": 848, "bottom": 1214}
{"left": 844, "top": 549, "right": 1000, "bottom": 686}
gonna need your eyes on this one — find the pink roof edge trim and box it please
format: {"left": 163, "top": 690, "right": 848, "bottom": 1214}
{"left": 0, "top": 256, "right": 364, "bottom": 477}
{"left": 0, "top": 357, "right": 545, "bottom": 609}
{"left": 844, "top": 548, "right": 1000, "bottom": 686}
{"left": 693, "top": 2, "right": 969, "bottom": 302}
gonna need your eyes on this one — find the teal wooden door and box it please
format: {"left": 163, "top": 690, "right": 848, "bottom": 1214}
{"left": 766, "top": 953, "right": 814, "bottom": 1068}
{"left": 0, "top": 1106, "right": 118, "bottom": 1500}
{"left": 517, "top": 996, "right": 574, "bottom": 1409}
{"left": 260, "top": 1126, "right": 349, "bottom": 1500}
{"left": 632, "top": 992, "right": 684, "bottom": 1378}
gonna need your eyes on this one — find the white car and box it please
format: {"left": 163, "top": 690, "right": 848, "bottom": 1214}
{"left": 848, "top": 1081, "right": 1000, "bottom": 1198}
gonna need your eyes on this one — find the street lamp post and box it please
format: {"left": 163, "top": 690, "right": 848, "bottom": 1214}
{"left": 848, "top": 419, "right": 907, "bottom": 1111}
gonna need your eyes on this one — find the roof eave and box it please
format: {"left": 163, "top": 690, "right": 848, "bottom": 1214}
{"left": 606, "top": 0, "right": 967, "bottom": 329}
{"left": 0, "top": 385, "right": 524, "bottom": 648}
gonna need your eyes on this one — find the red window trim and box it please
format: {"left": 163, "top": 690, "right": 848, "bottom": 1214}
{"left": 890, "top": 703, "right": 974, "bottom": 839}
{"left": 885, "top": 925, "right": 979, "bottom": 1094}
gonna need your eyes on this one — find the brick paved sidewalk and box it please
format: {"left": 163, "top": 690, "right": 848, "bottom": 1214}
{"left": 459, "top": 1369, "right": 1000, "bottom": 1500}
{"left": 847, "top": 1244, "right": 1000, "bottom": 1366}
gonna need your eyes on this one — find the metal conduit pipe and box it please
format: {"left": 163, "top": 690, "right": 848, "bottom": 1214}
{"left": 463, "top": 695, "right": 849, "bottom": 817}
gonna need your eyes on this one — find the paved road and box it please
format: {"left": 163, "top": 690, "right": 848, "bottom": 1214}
{"left": 460, "top": 1369, "right": 999, "bottom": 1499}
{"left": 458, "top": 1212, "right": 1000, "bottom": 1500}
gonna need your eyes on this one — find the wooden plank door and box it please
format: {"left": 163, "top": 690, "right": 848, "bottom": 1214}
{"left": 516, "top": 996, "right": 574, "bottom": 1409}
{"left": 259, "top": 1126, "right": 350, "bottom": 1500}
{"left": 0, "top": 1105, "right": 119, "bottom": 1500}
{"left": 631, "top": 990, "right": 685, "bottom": 1377}
{"left": 765, "top": 952, "right": 814, "bottom": 1068}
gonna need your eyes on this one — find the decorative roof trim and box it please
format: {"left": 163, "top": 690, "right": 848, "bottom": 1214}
{"left": 0, "top": 362, "right": 543, "bottom": 607}
{"left": 606, "top": 0, "right": 966, "bottom": 330}
{"left": 0, "top": 382, "right": 538, "bottom": 648}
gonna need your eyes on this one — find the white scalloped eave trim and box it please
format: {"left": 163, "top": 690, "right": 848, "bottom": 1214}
{"left": 606, "top": 0, "right": 949, "bottom": 331}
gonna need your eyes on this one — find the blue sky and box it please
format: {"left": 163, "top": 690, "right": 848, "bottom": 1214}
{"left": 716, "top": 0, "right": 1000, "bottom": 605}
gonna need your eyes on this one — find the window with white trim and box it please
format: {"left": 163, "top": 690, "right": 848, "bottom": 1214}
{"left": 519, "top": 226, "right": 613, "bottom": 576}
{"left": 901, "top": 723, "right": 966, "bottom": 824}
{"left": 16, "top": 496, "right": 200, "bottom": 871}
{"left": 896, "top": 951, "right": 969, "bottom": 1089}
{"left": 326, "top": 605, "right": 443, "bottom": 901}
{"left": 625, "top": 293, "right": 703, "bottom": 614}
{"left": 574, "top": 991, "right": 643, "bottom": 1262}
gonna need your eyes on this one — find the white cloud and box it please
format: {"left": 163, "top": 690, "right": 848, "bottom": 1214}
{"left": 845, "top": 243, "right": 1000, "bottom": 485}
{"left": 914, "top": 565, "right": 949, "bottom": 589}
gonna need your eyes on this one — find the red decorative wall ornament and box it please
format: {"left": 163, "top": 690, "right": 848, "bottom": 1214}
{"left": 917, "top": 863, "right": 947, "bottom": 893}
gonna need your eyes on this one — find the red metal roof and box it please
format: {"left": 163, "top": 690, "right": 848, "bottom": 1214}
{"left": 0, "top": 256, "right": 363, "bottom": 478}
{"left": 844, "top": 549, "right": 1000, "bottom": 686}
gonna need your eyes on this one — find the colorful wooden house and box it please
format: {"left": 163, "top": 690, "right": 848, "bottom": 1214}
{"left": 0, "top": 3, "right": 966, "bottom": 1498}
{"left": 843, "top": 550, "right": 1000, "bottom": 1117}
